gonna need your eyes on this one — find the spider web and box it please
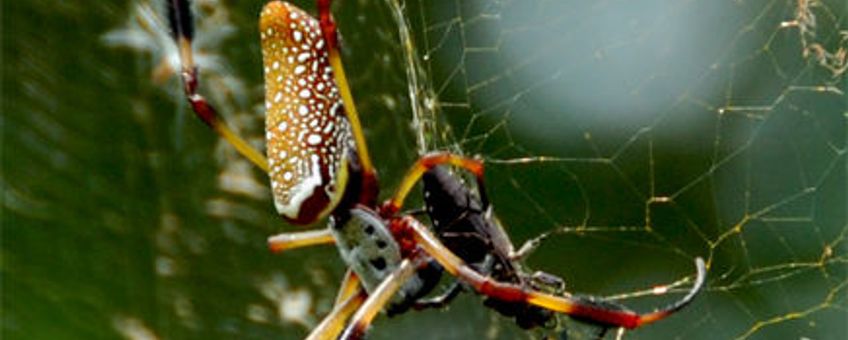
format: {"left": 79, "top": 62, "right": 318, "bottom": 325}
{"left": 374, "top": 0, "right": 846, "bottom": 339}
{"left": 100, "top": 0, "right": 843, "bottom": 338}
{"left": 4, "top": 0, "right": 844, "bottom": 339}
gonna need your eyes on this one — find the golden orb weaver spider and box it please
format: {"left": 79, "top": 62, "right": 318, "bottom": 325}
{"left": 164, "top": 0, "right": 707, "bottom": 339}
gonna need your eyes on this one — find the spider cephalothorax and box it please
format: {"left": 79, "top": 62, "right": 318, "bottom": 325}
{"left": 164, "top": 1, "right": 707, "bottom": 339}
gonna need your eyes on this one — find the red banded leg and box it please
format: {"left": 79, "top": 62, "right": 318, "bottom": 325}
{"left": 382, "top": 152, "right": 488, "bottom": 216}
{"left": 392, "top": 215, "right": 707, "bottom": 329}
{"left": 267, "top": 228, "right": 335, "bottom": 253}
{"left": 165, "top": 0, "right": 269, "bottom": 171}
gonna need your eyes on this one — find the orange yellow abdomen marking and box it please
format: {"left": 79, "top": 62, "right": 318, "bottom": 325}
{"left": 260, "top": 1, "right": 351, "bottom": 225}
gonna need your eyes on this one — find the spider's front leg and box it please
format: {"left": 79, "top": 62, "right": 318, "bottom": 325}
{"left": 381, "top": 152, "right": 488, "bottom": 216}
{"left": 315, "top": 0, "right": 375, "bottom": 183}
{"left": 394, "top": 215, "right": 707, "bottom": 330}
{"left": 164, "top": 0, "right": 268, "bottom": 171}
{"left": 267, "top": 228, "right": 335, "bottom": 252}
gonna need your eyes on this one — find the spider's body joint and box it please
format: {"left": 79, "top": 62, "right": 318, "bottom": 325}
{"left": 330, "top": 208, "right": 402, "bottom": 292}
{"left": 330, "top": 207, "right": 441, "bottom": 313}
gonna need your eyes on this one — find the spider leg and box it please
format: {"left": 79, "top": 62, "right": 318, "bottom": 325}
{"left": 315, "top": 0, "right": 375, "bottom": 183}
{"left": 395, "top": 215, "right": 707, "bottom": 329}
{"left": 339, "top": 258, "right": 421, "bottom": 340}
{"left": 164, "top": 0, "right": 269, "bottom": 171}
{"left": 267, "top": 228, "right": 335, "bottom": 253}
{"left": 304, "top": 270, "right": 366, "bottom": 340}
{"left": 383, "top": 152, "right": 488, "bottom": 216}
{"left": 307, "top": 288, "right": 368, "bottom": 340}
{"left": 335, "top": 269, "right": 363, "bottom": 306}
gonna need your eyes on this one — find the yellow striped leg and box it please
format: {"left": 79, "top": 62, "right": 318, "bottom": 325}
{"left": 383, "top": 152, "right": 487, "bottom": 216}
{"left": 306, "top": 289, "right": 367, "bottom": 340}
{"left": 304, "top": 269, "right": 365, "bottom": 340}
{"left": 399, "top": 215, "right": 707, "bottom": 329}
{"left": 165, "top": 0, "right": 269, "bottom": 172}
{"left": 339, "top": 259, "right": 420, "bottom": 340}
{"left": 267, "top": 228, "right": 335, "bottom": 253}
{"left": 334, "top": 269, "right": 362, "bottom": 306}
{"left": 316, "top": 0, "right": 374, "bottom": 178}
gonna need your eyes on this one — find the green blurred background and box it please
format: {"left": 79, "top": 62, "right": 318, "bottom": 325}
{"left": 3, "top": 0, "right": 846, "bottom": 339}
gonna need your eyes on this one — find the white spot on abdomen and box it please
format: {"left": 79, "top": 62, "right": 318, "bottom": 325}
{"left": 307, "top": 134, "right": 321, "bottom": 145}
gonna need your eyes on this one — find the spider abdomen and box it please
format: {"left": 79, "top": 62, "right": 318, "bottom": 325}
{"left": 260, "top": 1, "right": 353, "bottom": 225}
